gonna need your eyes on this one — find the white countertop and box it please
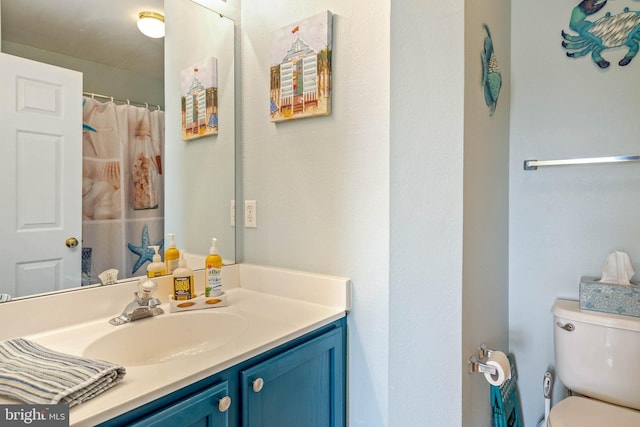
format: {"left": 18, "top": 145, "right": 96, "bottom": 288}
{"left": 0, "top": 264, "right": 351, "bottom": 426}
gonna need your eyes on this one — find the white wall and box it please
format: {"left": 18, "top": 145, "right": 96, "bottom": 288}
{"left": 1, "top": 41, "right": 163, "bottom": 106}
{"left": 243, "top": 0, "right": 640, "bottom": 424}
{"left": 390, "top": 0, "right": 511, "bottom": 423}
{"left": 390, "top": 0, "right": 465, "bottom": 425}
{"left": 240, "top": 0, "right": 511, "bottom": 425}
{"left": 510, "top": 0, "right": 640, "bottom": 424}
{"left": 240, "top": 1, "right": 391, "bottom": 425}
{"left": 463, "top": 0, "right": 511, "bottom": 425}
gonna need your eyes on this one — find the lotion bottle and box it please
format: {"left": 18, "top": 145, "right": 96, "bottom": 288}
{"left": 147, "top": 245, "right": 166, "bottom": 278}
{"left": 205, "top": 238, "right": 223, "bottom": 297}
{"left": 172, "top": 250, "right": 194, "bottom": 300}
{"left": 165, "top": 233, "right": 180, "bottom": 274}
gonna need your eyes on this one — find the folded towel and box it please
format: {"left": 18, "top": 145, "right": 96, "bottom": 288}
{"left": 0, "top": 338, "right": 126, "bottom": 407}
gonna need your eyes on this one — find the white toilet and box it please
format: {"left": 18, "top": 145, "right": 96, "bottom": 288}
{"left": 548, "top": 299, "right": 640, "bottom": 426}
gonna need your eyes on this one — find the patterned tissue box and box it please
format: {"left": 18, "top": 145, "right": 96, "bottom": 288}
{"left": 579, "top": 276, "right": 640, "bottom": 318}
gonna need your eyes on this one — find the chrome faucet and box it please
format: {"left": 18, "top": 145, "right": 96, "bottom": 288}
{"left": 109, "top": 279, "right": 164, "bottom": 325}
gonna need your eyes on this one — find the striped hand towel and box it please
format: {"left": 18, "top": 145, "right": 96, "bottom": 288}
{"left": 0, "top": 338, "right": 126, "bottom": 407}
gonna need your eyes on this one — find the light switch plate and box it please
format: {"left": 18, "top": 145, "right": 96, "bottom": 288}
{"left": 245, "top": 200, "right": 257, "bottom": 228}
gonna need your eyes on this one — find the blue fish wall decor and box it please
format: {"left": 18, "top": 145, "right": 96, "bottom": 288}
{"left": 481, "top": 24, "right": 502, "bottom": 116}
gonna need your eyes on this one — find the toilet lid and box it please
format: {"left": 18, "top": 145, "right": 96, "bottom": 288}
{"left": 548, "top": 396, "right": 640, "bottom": 427}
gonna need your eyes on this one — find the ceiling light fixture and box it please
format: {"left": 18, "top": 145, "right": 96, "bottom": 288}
{"left": 137, "top": 11, "right": 165, "bottom": 38}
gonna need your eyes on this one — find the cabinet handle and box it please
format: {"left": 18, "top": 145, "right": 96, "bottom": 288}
{"left": 218, "top": 396, "right": 232, "bottom": 413}
{"left": 252, "top": 377, "right": 264, "bottom": 393}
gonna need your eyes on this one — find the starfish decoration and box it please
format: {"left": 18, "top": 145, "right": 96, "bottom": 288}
{"left": 127, "top": 225, "right": 164, "bottom": 274}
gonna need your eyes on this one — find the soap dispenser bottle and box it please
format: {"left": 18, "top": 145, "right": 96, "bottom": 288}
{"left": 205, "top": 238, "right": 223, "bottom": 297}
{"left": 165, "top": 233, "right": 180, "bottom": 274}
{"left": 172, "top": 250, "right": 194, "bottom": 300}
{"left": 147, "top": 245, "right": 166, "bottom": 278}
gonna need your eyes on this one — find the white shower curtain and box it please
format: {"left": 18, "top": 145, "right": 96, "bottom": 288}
{"left": 81, "top": 97, "right": 165, "bottom": 284}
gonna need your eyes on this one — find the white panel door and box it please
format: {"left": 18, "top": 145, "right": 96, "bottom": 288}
{"left": 0, "top": 53, "right": 82, "bottom": 298}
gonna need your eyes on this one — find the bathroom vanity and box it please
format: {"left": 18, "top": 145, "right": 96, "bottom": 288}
{"left": 100, "top": 318, "right": 345, "bottom": 426}
{"left": 0, "top": 264, "right": 350, "bottom": 427}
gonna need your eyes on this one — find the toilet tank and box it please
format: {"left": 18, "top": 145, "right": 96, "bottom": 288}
{"left": 552, "top": 299, "right": 640, "bottom": 410}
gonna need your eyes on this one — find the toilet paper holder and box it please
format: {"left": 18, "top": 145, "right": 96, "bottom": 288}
{"left": 468, "top": 343, "right": 498, "bottom": 376}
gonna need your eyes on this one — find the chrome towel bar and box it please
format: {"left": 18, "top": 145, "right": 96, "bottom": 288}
{"left": 524, "top": 155, "right": 640, "bottom": 171}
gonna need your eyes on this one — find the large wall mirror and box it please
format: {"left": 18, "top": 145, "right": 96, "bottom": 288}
{"left": 0, "top": 0, "right": 236, "bottom": 301}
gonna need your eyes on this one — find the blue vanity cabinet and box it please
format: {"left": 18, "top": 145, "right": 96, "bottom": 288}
{"left": 97, "top": 318, "right": 345, "bottom": 427}
{"left": 240, "top": 327, "right": 345, "bottom": 427}
{"left": 128, "top": 381, "right": 230, "bottom": 427}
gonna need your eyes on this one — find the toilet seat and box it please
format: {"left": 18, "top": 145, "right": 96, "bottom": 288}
{"left": 548, "top": 396, "right": 640, "bottom": 427}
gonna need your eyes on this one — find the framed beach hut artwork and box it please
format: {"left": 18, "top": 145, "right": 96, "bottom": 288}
{"left": 270, "top": 11, "right": 333, "bottom": 122}
{"left": 181, "top": 57, "right": 218, "bottom": 140}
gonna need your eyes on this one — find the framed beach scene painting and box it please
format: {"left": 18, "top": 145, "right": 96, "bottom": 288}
{"left": 270, "top": 11, "right": 333, "bottom": 122}
{"left": 181, "top": 56, "right": 218, "bottom": 140}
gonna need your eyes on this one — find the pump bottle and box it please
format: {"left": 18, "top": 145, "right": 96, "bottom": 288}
{"left": 147, "top": 245, "right": 166, "bottom": 278}
{"left": 172, "top": 250, "right": 194, "bottom": 300}
{"left": 205, "top": 238, "right": 223, "bottom": 297}
{"left": 165, "top": 233, "right": 180, "bottom": 274}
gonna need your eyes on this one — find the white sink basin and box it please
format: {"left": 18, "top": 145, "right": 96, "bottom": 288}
{"left": 84, "top": 311, "right": 248, "bottom": 366}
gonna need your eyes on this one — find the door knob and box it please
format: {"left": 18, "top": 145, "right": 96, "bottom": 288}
{"left": 65, "top": 237, "right": 79, "bottom": 248}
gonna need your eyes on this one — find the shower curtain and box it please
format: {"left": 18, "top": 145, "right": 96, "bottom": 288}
{"left": 81, "top": 97, "right": 165, "bottom": 284}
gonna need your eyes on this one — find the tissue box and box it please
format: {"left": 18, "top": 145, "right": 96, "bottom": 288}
{"left": 579, "top": 276, "right": 640, "bottom": 318}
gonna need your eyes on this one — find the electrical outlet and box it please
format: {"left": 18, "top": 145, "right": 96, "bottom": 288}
{"left": 231, "top": 200, "right": 236, "bottom": 227}
{"left": 245, "top": 200, "right": 257, "bottom": 228}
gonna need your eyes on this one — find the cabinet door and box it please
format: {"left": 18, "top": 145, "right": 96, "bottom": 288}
{"left": 241, "top": 327, "right": 345, "bottom": 427}
{"left": 129, "top": 381, "right": 231, "bottom": 427}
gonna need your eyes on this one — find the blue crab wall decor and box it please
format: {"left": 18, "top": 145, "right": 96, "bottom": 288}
{"left": 562, "top": 0, "right": 640, "bottom": 68}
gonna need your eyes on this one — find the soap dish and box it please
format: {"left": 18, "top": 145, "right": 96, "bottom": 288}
{"left": 168, "top": 292, "right": 228, "bottom": 313}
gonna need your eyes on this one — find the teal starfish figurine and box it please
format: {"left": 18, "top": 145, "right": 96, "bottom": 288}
{"left": 127, "top": 225, "right": 164, "bottom": 274}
